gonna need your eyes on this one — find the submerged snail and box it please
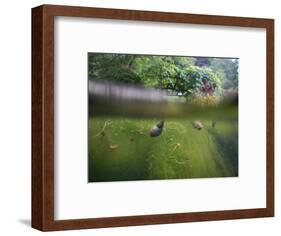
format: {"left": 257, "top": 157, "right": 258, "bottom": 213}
{"left": 192, "top": 120, "right": 204, "bottom": 130}
{"left": 149, "top": 120, "right": 164, "bottom": 137}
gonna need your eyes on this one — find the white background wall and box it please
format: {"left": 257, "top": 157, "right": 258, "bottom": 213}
{"left": 0, "top": 0, "right": 279, "bottom": 235}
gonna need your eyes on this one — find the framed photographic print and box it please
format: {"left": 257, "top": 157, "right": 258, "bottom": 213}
{"left": 32, "top": 4, "right": 274, "bottom": 231}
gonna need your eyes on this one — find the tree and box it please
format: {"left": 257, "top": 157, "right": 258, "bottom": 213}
{"left": 88, "top": 53, "right": 142, "bottom": 84}
{"left": 169, "top": 65, "right": 221, "bottom": 97}
{"left": 88, "top": 53, "right": 223, "bottom": 97}
{"left": 210, "top": 58, "right": 238, "bottom": 89}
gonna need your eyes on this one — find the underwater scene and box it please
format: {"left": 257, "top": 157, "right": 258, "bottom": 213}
{"left": 88, "top": 53, "right": 238, "bottom": 182}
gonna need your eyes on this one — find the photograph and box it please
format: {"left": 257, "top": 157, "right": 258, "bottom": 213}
{"left": 88, "top": 53, "right": 239, "bottom": 182}
{"left": 30, "top": 4, "right": 274, "bottom": 231}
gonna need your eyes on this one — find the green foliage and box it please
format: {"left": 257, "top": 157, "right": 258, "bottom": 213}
{"left": 170, "top": 65, "right": 222, "bottom": 97}
{"left": 88, "top": 53, "right": 237, "bottom": 97}
{"left": 209, "top": 58, "right": 238, "bottom": 89}
{"left": 88, "top": 54, "right": 142, "bottom": 84}
{"left": 139, "top": 56, "right": 179, "bottom": 89}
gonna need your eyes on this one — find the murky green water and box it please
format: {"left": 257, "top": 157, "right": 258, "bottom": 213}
{"left": 88, "top": 117, "right": 238, "bottom": 182}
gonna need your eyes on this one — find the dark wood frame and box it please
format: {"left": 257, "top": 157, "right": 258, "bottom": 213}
{"left": 32, "top": 4, "right": 274, "bottom": 231}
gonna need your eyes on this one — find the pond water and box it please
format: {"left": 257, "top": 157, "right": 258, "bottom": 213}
{"left": 88, "top": 117, "right": 238, "bottom": 182}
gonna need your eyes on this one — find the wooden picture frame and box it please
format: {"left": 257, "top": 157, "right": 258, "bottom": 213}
{"left": 32, "top": 4, "right": 274, "bottom": 231}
